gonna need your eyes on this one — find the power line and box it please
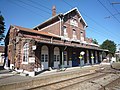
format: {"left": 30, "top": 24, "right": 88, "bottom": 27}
{"left": 8, "top": 0, "right": 46, "bottom": 18}
{"left": 61, "top": 0, "right": 120, "bottom": 43}
{"left": 97, "top": 0, "right": 120, "bottom": 24}
{"left": 108, "top": 0, "right": 120, "bottom": 16}
{"left": 7, "top": 0, "right": 120, "bottom": 43}
{"left": 17, "top": 0, "right": 51, "bottom": 15}
{"left": 28, "top": 0, "right": 51, "bottom": 11}
{"left": 88, "top": 26, "right": 120, "bottom": 43}
{"left": 62, "top": 0, "right": 74, "bottom": 8}
{"left": 28, "top": 0, "right": 61, "bottom": 14}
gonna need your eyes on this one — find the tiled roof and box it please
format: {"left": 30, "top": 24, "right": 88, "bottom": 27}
{"left": 13, "top": 25, "right": 60, "bottom": 38}
{"left": 0, "top": 46, "right": 4, "bottom": 53}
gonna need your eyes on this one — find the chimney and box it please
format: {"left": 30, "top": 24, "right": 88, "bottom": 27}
{"left": 52, "top": 5, "right": 56, "bottom": 16}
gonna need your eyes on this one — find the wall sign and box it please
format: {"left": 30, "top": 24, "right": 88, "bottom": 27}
{"left": 29, "top": 57, "right": 35, "bottom": 63}
{"left": 32, "top": 45, "right": 36, "bottom": 50}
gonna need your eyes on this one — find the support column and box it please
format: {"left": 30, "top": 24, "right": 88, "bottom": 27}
{"left": 68, "top": 48, "right": 72, "bottom": 67}
{"left": 86, "top": 50, "right": 90, "bottom": 65}
{"left": 60, "top": 47, "right": 64, "bottom": 69}
{"left": 95, "top": 51, "right": 98, "bottom": 64}
{"left": 49, "top": 45, "right": 54, "bottom": 70}
{"left": 99, "top": 52, "right": 102, "bottom": 63}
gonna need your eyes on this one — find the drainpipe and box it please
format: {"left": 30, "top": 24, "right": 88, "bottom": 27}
{"left": 58, "top": 15, "right": 63, "bottom": 36}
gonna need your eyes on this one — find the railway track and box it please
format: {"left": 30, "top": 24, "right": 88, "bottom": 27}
{"left": 26, "top": 72, "right": 108, "bottom": 90}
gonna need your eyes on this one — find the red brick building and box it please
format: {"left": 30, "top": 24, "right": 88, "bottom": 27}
{"left": 5, "top": 7, "right": 107, "bottom": 76}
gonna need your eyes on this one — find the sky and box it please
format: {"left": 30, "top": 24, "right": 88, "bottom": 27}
{"left": 0, "top": 0, "right": 120, "bottom": 47}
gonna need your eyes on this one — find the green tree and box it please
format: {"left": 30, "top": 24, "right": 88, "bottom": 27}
{"left": 100, "top": 39, "right": 116, "bottom": 53}
{"left": 0, "top": 12, "right": 5, "bottom": 41}
{"left": 92, "top": 39, "right": 99, "bottom": 45}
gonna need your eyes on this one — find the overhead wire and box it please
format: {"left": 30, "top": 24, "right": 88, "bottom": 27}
{"left": 62, "top": 0, "right": 120, "bottom": 43}
{"left": 107, "top": 0, "right": 120, "bottom": 16}
{"left": 7, "top": 0, "right": 46, "bottom": 18}
{"left": 28, "top": 0, "right": 52, "bottom": 11}
{"left": 7, "top": 0, "right": 120, "bottom": 43}
{"left": 17, "top": 0, "right": 51, "bottom": 15}
{"left": 97, "top": 0, "right": 120, "bottom": 24}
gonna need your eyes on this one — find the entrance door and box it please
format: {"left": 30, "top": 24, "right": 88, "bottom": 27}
{"left": 72, "top": 52, "right": 79, "bottom": 67}
{"left": 41, "top": 46, "right": 48, "bottom": 70}
{"left": 54, "top": 47, "right": 60, "bottom": 68}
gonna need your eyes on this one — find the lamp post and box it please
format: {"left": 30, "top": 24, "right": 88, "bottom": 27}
{"left": 91, "top": 53, "right": 94, "bottom": 65}
{"left": 79, "top": 51, "right": 85, "bottom": 67}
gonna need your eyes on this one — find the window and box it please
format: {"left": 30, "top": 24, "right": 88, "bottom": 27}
{"left": 23, "top": 43, "right": 29, "bottom": 64}
{"left": 41, "top": 54, "right": 48, "bottom": 62}
{"left": 57, "top": 55, "right": 60, "bottom": 61}
{"left": 41, "top": 54, "right": 44, "bottom": 62}
{"left": 63, "top": 26, "right": 68, "bottom": 37}
{"left": 70, "top": 19, "right": 78, "bottom": 27}
{"left": 45, "top": 54, "right": 48, "bottom": 62}
{"left": 73, "top": 29, "right": 77, "bottom": 39}
{"left": 54, "top": 55, "right": 59, "bottom": 61}
{"left": 54, "top": 55, "right": 56, "bottom": 61}
{"left": 64, "top": 55, "right": 67, "bottom": 61}
{"left": 64, "top": 51, "right": 67, "bottom": 61}
{"left": 80, "top": 32, "right": 84, "bottom": 41}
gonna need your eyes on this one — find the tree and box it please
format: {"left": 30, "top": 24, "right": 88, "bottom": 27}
{"left": 100, "top": 39, "right": 116, "bottom": 53}
{"left": 92, "top": 39, "right": 99, "bottom": 45}
{"left": 0, "top": 12, "right": 5, "bottom": 41}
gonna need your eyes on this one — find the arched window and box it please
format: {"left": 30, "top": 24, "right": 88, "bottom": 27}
{"left": 41, "top": 45, "right": 48, "bottom": 62}
{"left": 54, "top": 47, "right": 60, "bottom": 62}
{"left": 23, "top": 43, "right": 29, "bottom": 64}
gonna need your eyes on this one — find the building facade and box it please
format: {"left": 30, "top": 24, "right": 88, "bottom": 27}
{"left": 5, "top": 7, "right": 107, "bottom": 76}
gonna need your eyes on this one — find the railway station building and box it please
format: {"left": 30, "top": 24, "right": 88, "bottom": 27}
{"left": 4, "top": 7, "right": 108, "bottom": 76}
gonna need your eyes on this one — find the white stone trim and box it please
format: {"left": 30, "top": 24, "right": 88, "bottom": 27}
{"left": 21, "top": 62, "right": 28, "bottom": 64}
{"left": 23, "top": 70, "right": 35, "bottom": 77}
{"left": 10, "top": 64, "right": 14, "bottom": 69}
{"left": 34, "top": 68, "right": 41, "bottom": 72}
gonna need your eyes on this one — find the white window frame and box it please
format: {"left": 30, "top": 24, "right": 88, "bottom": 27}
{"left": 63, "top": 26, "right": 68, "bottom": 38}
{"left": 54, "top": 55, "right": 60, "bottom": 61}
{"left": 22, "top": 43, "right": 29, "bottom": 64}
{"left": 41, "top": 54, "right": 48, "bottom": 62}
{"left": 80, "top": 31, "right": 84, "bottom": 41}
{"left": 73, "top": 29, "right": 77, "bottom": 40}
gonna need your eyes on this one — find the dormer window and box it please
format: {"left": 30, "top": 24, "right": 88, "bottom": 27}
{"left": 70, "top": 18, "right": 78, "bottom": 27}
{"left": 73, "top": 29, "right": 77, "bottom": 39}
{"left": 63, "top": 26, "right": 68, "bottom": 38}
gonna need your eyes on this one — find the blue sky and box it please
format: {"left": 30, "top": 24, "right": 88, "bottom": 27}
{"left": 0, "top": 0, "right": 120, "bottom": 46}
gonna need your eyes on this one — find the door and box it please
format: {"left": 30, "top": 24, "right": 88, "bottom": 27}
{"left": 72, "top": 52, "right": 79, "bottom": 67}
{"left": 54, "top": 47, "right": 60, "bottom": 68}
{"left": 41, "top": 46, "right": 48, "bottom": 70}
